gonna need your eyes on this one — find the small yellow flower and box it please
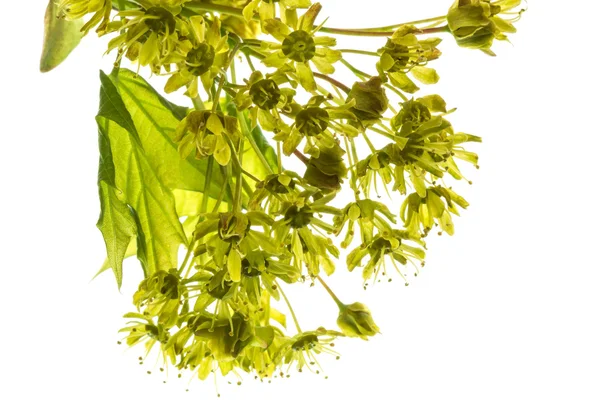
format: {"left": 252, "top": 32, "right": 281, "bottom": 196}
{"left": 259, "top": 4, "right": 341, "bottom": 92}
{"left": 164, "top": 17, "right": 230, "bottom": 97}
{"left": 58, "top": 0, "right": 112, "bottom": 34}
{"left": 105, "top": 6, "right": 189, "bottom": 73}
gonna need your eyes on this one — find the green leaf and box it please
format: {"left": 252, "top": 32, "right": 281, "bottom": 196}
{"left": 108, "top": 69, "right": 225, "bottom": 197}
{"left": 96, "top": 181, "right": 137, "bottom": 288}
{"left": 95, "top": 68, "right": 277, "bottom": 283}
{"left": 97, "top": 71, "right": 186, "bottom": 277}
{"left": 40, "top": 0, "right": 83, "bottom": 72}
{"left": 95, "top": 73, "right": 138, "bottom": 287}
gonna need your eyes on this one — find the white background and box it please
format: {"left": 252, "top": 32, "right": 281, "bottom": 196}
{"left": 1, "top": 0, "right": 600, "bottom": 399}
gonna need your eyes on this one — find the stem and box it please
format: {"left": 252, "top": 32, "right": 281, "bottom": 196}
{"left": 244, "top": 52, "right": 256, "bottom": 71}
{"left": 200, "top": 157, "right": 214, "bottom": 215}
{"left": 385, "top": 82, "right": 409, "bottom": 102}
{"left": 316, "top": 276, "right": 344, "bottom": 309}
{"left": 319, "top": 27, "right": 396, "bottom": 37}
{"left": 356, "top": 16, "right": 447, "bottom": 32}
{"left": 178, "top": 245, "right": 194, "bottom": 275}
{"left": 314, "top": 72, "right": 351, "bottom": 94}
{"left": 212, "top": 76, "right": 226, "bottom": 112}
{"left": 230, "top": 57, "right": 237, "bottom": 85}
{"left": 369, "top": 125, "right": 397, "bottom": 141}
{"left": 278, "top": 282, "right": 302, "bottom": 333}
{"left": 238, "top": 114, "right": 274, "bottom": 174}
{"left": 343, "top": 135, "right": 361, "bottom": 201}
{"left": 241, "top": 168, "right": 261, "bottom": 183}
{"left": 192, "top": 95, "right": 205, "bottom": 110}
{"left": 319, "top": 25, "right": 448, "bottom": 37}
{"left": 234, "top": 139, "right": 244, "bottom": 212}
{"left": 339, "top": 49, "right": 380, "bottom": 57}
{"left": 221, "top": 164, "right": 235, "bottom": 211}
{"left": 420, "top": 25, "right": 449, "bottom": 35}
{"left": 340, "top": 59, "right": 371, "bottom": 80}
{"left": 361, "top": 130, "right": 377, "bottom": 153}
{"left": 211, "top": 173, "right": 227, "bottom": 213}
{"left": 293, "top": 150, "right": 309, "bottom": 165}
{"left": 186, "top": 1, "right": 244, "bottom": 17}
{"left": 217, "top": 42, "right": 242, "bottom": 108}
{"left": 277, "top": 142, "right": 283, "bottom": 174}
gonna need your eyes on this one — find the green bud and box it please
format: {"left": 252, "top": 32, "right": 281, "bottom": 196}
{"left": 447, "top": 0, "right": 521, "bottom": 54}
{"left": 337, "top": 302, "right": 380, "bottom": 340}
{"left": 347, "top": 77, "right": 389, "bottom": 124}
{"left": 304, "top": 141, "right": 347, "bottom": 192}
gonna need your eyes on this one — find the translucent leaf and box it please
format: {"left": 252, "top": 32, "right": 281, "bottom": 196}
{"left": 39, "top": 0, "right": 83, "bottom": 72}
{"left": 97, "top": 71, "right": 186, "bottom": 277}
{"left": 96, "top": 181, "right": 137, "bottom": 288}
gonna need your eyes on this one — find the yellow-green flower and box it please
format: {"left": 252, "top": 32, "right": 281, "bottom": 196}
{"left": 337, "top": 302, "right": 380, "bottom": 340}
{"left": 173, "top": 110, "right": 239, "bottom": 165}
{"left": 105, "top": 6, "right": 190, "bottom": 73}
{"left": 119, "top": 312, "right": 172, "bottom": 357}
{"left": 401, "top": 186, "right": 469, "bottom": 236}
{"left": 249, "top": 172, "right": 300, "bottom": 213}
{"left": 132, "top": 269, "right": 182, "bottom": 327}
{"left": 243, "top": 0, "right": 312, "bottom": 25}
{"left": 378, "top": 24, "right": 442, "bottom": 94}
{"left": 58, "top": 0, "right": 112, "bottom": 34}
{"left": 233, "top": 70, "right": 299, "bottom": 137}
{"left": 447, "top": 0, "right": 524, "bottom": 55}
{"left": 273, "top": 328, "right": 341, "bottom": 373}
{"left": 347, "top": 229, "right": 425, "bottom": 284}
{"left": 273, "top": 199, "right": 340, "bottom": 277}
{"left": 260, "top": 4, "right": 342, "bottom": 92}
{"left": 165, "top": 17, "right": 229, "bottom": 97}
{"left": 333, "top": 199, "right": 396, "bottom": 248}
{"left": 272, "top": 95, "right": 357, "bottom": 157}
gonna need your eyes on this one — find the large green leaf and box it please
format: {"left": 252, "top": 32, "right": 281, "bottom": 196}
{"left": 40, "top": 0, "right": 83, "bottom": 72}
{"left": 95, "top": 82, "right": 138, "bottom": 287}
{"left": 110, "top": 68, "right": 278, "bottom": 210}
{"left": 109, "top": 69, "right": 224, "bottom": 197}
{"left": 97, "top": 71, "right": 186, "bottom": 278}
{"left": 95, "top": 68, "right": 278, "bottom": 284}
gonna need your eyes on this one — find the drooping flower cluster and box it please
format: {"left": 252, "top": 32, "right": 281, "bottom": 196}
{"left": 51, "top": 0, "right": 523, "bottom": 386}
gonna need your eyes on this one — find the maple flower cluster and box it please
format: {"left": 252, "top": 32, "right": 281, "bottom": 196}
{"left": 55, "top": 0, "right": 524, "bottom": 384}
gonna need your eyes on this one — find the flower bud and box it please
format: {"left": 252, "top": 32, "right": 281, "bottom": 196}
{"left": 447, "top": 0, "right": 522, "bottom": 54}
{"left": 348, "top": 77, "right": 389, "bottom": 125}
{"left": 337, "top": 302, "right": 380, "bottom": 340}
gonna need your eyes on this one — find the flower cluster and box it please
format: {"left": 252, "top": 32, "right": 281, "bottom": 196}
{"left": 49, "top": 0, "right": 523, "bottom": 387}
